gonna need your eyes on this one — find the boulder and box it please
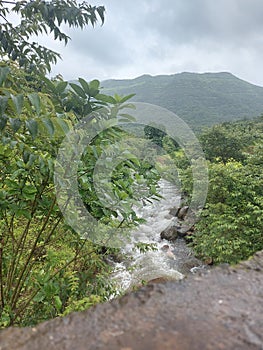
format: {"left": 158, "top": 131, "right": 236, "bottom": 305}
{"left": 177, "top": 206, "right": 189, "bottom": 220}
{"left": 168, "top": 207, "right": 180, "bottom": 217}
{"left": 160, "top": 223, "right": 180, "bottom": 241}
{"left": 160, "top": 221, "right": 194, "bottom": 241}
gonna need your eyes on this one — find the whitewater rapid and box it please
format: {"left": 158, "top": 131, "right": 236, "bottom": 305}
{"left": 111, "top": 180, "right": 205, "bottom": 293}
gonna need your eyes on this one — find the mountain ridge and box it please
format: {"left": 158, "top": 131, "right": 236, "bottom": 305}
{"left": 101, "top": 72, "right": 263, "bottom": 130}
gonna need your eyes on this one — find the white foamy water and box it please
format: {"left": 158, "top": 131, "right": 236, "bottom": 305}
{"left": 111, "top": 180, "right": 204, "bottom": 293}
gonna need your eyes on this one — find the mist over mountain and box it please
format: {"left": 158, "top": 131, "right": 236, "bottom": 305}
{"left": 101, "top": 72, "right": 263, "bottom": 130}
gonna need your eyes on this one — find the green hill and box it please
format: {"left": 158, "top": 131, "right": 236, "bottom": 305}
{"left": 101, "top": 72, "right": 263, "bottom": 130}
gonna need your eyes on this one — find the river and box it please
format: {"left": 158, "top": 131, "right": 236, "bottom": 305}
{"left": 111, "top": 180, "right": 205, "bottom": 293}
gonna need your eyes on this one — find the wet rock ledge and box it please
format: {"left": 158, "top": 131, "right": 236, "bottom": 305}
{"left": 1, "top": 251, "right": 263, "bottom": 350}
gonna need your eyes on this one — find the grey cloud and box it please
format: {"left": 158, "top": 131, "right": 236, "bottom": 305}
{"left": 51, "top": 0, "right": 263, "bottom": 85}
{"left": 67, "top": 27, "right": 132, "bottom": 67}
{"left": 139, "top": 0, "right": 263, "bottom": 47}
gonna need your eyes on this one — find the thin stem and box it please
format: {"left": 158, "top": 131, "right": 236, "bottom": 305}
{"left": 11, "top": 214, "right": 63, "bottom": 313}
{"left": 0, "top": 233, "right": 5, "bottom": 309}
{"left": 11, "top": 196, "right": 57, "bottom": 308}
{"left": 7, "top": 191, "right": 42, "bottom": 291}
{"left": 12, "top": 239, "right": 88, "bottom": 323}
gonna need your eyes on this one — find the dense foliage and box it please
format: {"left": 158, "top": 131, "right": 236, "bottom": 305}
{"left": 0, "top": 63, "right": 162, "bottom": 327}
{"left": 181, "top": 118, "right": 263, "bottom": 264}
{"left": 1, "top": 0, "right": 262, "bottom": 329}
{"left": 0, "top": 0, "right": 164, "bottom": 328}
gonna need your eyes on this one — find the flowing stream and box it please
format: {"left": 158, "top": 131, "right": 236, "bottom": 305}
{"left": 111, "top": 180, "right": 205, "bottom": 293}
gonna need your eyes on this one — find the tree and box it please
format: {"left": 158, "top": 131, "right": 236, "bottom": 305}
{"left": 191, "top": 158, "right": 263, "bottom": 264}
{"left": 190, "top": 118, "right": 263, "bottom": 264}
{"left": 144, "top": 123, "right": 166, "bottom": 148}
{"left": 0, "top": 0, "right": 105, "bottom": 73}
{"left": 200, "top": 125, "right": 244, "bottom": 163}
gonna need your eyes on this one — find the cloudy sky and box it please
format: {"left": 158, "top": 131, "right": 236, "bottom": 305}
{"left": 48, "top": 0, "right": 263, "bottom": 86}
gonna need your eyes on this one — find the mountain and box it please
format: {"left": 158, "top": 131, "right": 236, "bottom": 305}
{"left": 101, "top": 72, "right": 263, "bottom": 130}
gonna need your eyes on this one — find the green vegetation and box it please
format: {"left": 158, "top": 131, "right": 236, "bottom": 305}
{"left": 0, "top": 1, "right": 161, "bottom": 328}
{"left": 1, "top": 0, "right": 263, "bottom": 330}
{"left": 102, "top": 72, "right": 263, "bottom": 130}
{"left": 191, "top": 118, "right": 263, "bottom": 263}
{"left": 140, "top": 116, "right": 263, "bottom": 265}
{"left": 169, "top": 118, "right": 263, "bottom": 264}
{"left": 0, "top": 63, "right": 161, "bottom": 328}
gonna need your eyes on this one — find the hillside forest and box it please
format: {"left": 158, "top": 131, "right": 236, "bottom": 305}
{"left": 0, "top": 0, "right": 262, "bottom": 329}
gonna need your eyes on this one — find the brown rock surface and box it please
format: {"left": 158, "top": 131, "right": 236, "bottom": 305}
{"left": 1, "top": 251, "right": 263, "bottom": 350}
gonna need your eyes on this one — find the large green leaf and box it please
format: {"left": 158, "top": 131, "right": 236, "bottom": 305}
{"left": 95, "top": 94, "right": 116, "bottom": 104}
{"left": 51, "top": 117, "right": 70, "bottom": 136}
{"left": 26, "top": 119, "right": 38, "bottom": 139}
{"left": 0, "top": 96, "right": 8, "bottom": 117}
{"left": 55, "top": 81, "right": 68, "bottom": 94}
{"left": 69, "top": 83, "right": 86, "bottom": 99}
{"left": 9, "top": 118, "right": 22, "bottom": 132}
{"left": 0, "top": 66, "right": 9, "bottom": 87}
{"left": 42, "top": 77, "right": 57, "bottom": 93}
{"left": 119, "top": 94, "right": 136, "bottom": 103}
{"left": 0, "top": 115, "right": 7, "bottom": 130}
{"left": 88, "top": 79, "right": 100, "bottom": 97}
{"left": 89, "top": 80, "right": 100, "bottom": 90}
{"left": 78, "top": 78, "right": 90, "bottom": 94}
{"left": 11, "top": 94, "right": 24, "bottom": 116}
{"left": 28, "top": 93, "right": 41, "bottom": 116}
{"left": 40, "top": 118, "right": 55, "bottom": 136}
{"left": 22, "top": 185, "right": 37, "bottom": 200}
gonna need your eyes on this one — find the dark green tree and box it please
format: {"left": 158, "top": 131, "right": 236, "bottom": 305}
{"left": 144, "top": 123, "right": 166, "bottom": 148}
{"left": 200, "top": 125, "right": 244, "bottom": 163}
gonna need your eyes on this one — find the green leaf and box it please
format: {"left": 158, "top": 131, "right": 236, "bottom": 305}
{"left": 20, "top": 209, "right": 32, "bottom": 220}
{"left": 87, "top": 79, "right": 100, "bottom": 97}
{"left": 9, "top": 118, "right": 22, "bottom": 132}
{"left": 69, "top": 83, "right": 86, "bottom": 99}
{"left": 96, "top": 6, "right": 105, "bottom": 24}
{"left": 54, "top": 295, "right": 62, "bottom": 311}
{"left": 33, "top": 293, "right": 45, "bottom": 303}
{"left": 0, "top": 96, "right": 8, "bottom": 117}
{"left": 91, "top": 145, "right": 99, "bottom": 159}
{"left": 0, "top": 66, "right": 9, "bottom": 87}
{"left": 89, "top": 79, "right": 100, "bottom": 91}
{"left": 52, "top": 117, "right": 70, "bottom": 136}
{"left": 11, "top": 94, "right": 24, "bottom": 116}
{"left": 55, "top": 81, "right": 68, "bottom": 94}
{"left": 28, "top": 93, "right": 41, "bottom": 116}
{"left": 40, "top": 118, "right": 55, "bottom": 136}
{"left": 0, "top": 115, "right": 7, "bottom": 130}
{"left": 119, "top": 103, "right": 136, "bottom": 110}
{"left": 42, "top": 77, "right": 57, "bottom": 93}
{"left": 78, "top": 78, "right": 90, "bottom": 94}
{"left": 22, "top": 185, "right": 37, "bottom": 200}
{"left": 95, "top": 94, "right": 116, "bottom": 104}
{"left": 22, "top": 150, "right": 31, "bottom": 164}
{"left": 26, "top": 119, "right": 38, "bottom": 138}
{"left": 119, "top": 94, "right": 136, "bottom": 103}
